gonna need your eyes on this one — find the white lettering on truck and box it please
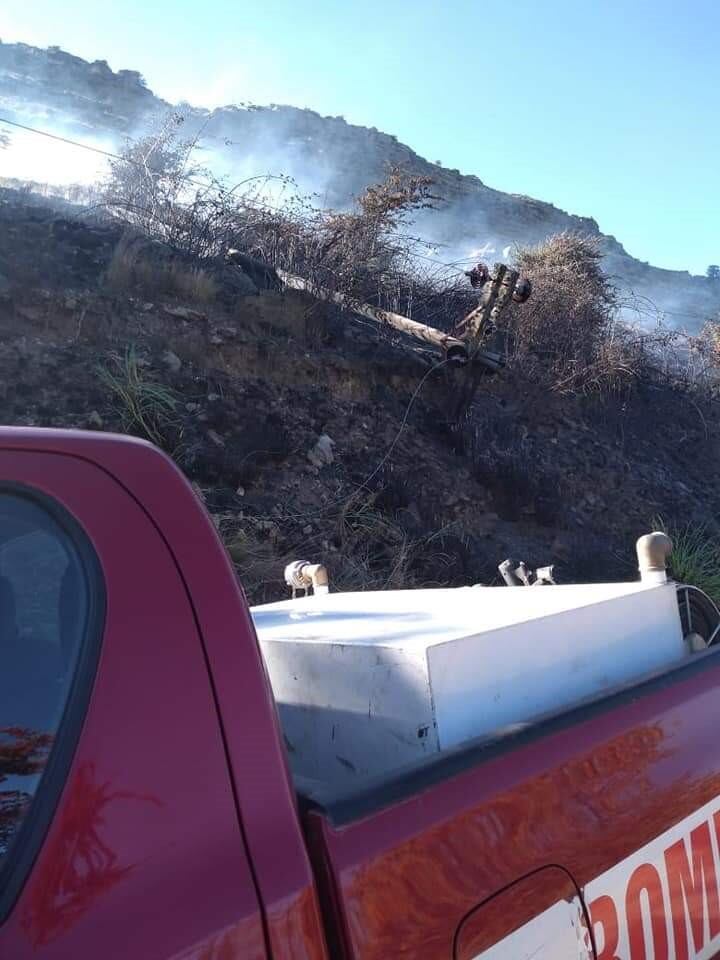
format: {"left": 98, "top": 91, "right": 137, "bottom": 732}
{"left": 475, "top": 796, "right": 720, "bottom": 960}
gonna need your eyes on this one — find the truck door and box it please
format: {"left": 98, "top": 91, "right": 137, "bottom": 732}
{"left": 454, "top": 866, "right": 593, "bottom": 960}
{"left": 0, "top": 447, "right": 266, "bottom": 959}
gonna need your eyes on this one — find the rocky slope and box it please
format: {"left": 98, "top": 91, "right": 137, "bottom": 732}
{"left": 2, "top": 39, "right": 719, "bottom": 330}
{"left": 0, "top": 185, "right": 717, "bottom": 603}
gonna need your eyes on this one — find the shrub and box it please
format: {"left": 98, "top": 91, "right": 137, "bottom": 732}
{"left": 692, "top": 320, "right": 720, "bottom": 381}
{"left": 102, "top": 113, "right": 252, "bottom": 259}
{"left": 503, "top": 233, "right": 638, "bottom": 395}
{"left": 100, "top": 114, "right": 474, "bottom": 332}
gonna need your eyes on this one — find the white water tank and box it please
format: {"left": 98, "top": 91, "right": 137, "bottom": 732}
{"left": 252, "top": 582, "right": 686, "bottom": 785}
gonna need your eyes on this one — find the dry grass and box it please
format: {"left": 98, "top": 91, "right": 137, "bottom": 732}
{"left": 167, "top": 262, "right": 219, "bottom": 302}
{"left": 332, "top": 495, "right": 416, "bottom": 590}
{"left": 217, "top": 485, "right": 447, "bottom": 603}
{"left": 104, "top": 234, "right": 219, "bottom": 303}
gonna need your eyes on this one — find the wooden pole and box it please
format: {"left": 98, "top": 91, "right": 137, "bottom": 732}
{"left": 278, "top": 269, "right": 470, "bottom": 365}
{"left": 456, "top": 263, "right": 519, "bottom": 353}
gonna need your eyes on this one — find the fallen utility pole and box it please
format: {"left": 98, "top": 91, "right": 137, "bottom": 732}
{"left": 277, "top": 269, "right": 472, "bottom": 366}
{"left": 225, "top": 252, "right": 517, "bottom": 372}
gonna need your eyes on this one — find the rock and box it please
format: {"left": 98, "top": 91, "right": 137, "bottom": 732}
{"left": 86, "top": 410, "right": 104, "bottom": 429}
{"left": 207, "top": 429, "right": 225, "bottom": 447}
{"left": 216, "top": 325, "right": 238, "bottom": 339}
{"left": 225, "top": 251, "right": 280, "bottom": 291}
{"left": 218, "top": 265, "right": 259, "bottom": 298}
{"left": 16, "top": 304, "right": 44, "bottom": 322}
{"left": 307, "top": 434, "right": 335, "bottom": 468}
{"left": 236, "top": 485, "right": 246, "bottom": 498}
{"left": 303, "top": 524, "right": 313, "bottom": 535}
{"left": 164, "top": 305, "right": 206, "bottom": 321}
{"left": 162, "top": 349, "right": 182, "bottom": 374}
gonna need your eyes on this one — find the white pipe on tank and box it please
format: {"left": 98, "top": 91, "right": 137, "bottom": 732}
{"left": 636, "top": 532, "right": 673, "bottom": 584}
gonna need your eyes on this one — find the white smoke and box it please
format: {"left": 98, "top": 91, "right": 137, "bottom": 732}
{"left": 0, "top": 125, "right": 111, "bottom": 185}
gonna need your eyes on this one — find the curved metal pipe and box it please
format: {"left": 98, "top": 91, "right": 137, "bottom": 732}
{"left": 284, "top": 560, "right": 330, "bottom": 597}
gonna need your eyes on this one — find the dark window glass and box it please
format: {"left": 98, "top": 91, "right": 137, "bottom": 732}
{"left": 0, "top": 494, "right": 89, "bottom": 862}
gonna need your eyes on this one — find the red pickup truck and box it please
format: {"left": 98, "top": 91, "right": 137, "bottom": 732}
{"left": 2, "top": 426, "right": 720, "bottom": 960}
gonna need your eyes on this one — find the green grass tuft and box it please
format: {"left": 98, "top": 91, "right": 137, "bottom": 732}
{"left": 97, "top": 346, "right": 181, "bottom": 450}
{"left": 653, "top": 517, "right": 720, "bottom": 606}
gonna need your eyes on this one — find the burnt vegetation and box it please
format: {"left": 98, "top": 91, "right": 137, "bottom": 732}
{"left": 99, "top": 117, "right": 478, "bottom": 332}
{"left": 98, "top": 120, "right": 720, "bottom": 403}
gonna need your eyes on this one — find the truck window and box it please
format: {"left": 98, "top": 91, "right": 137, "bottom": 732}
{"left": 0, "top": 490, "right": 101, "bottom": 885}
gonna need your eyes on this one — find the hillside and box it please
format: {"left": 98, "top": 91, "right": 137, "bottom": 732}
{"left": 2, "top": 39, "right": 719, "bottom": 330}
{"left": 0, "top": 185, "right": 717, "bottom": 602}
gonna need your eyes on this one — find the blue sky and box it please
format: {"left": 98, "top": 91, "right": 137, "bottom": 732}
{"left": 1, "top": 0, "right": 718, "bottom": 275}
